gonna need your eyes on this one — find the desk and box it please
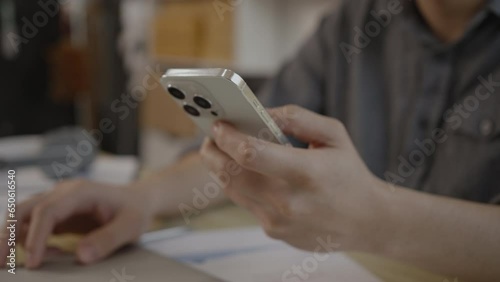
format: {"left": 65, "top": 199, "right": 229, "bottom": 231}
{"left": 172, "top": 204, "right": 450, "bottom": 282}
{"left": 1, "top": 148, "right": 453, "bottom": 282}
{"left": 30, "top": 204, "right": 449, "bottom": 282}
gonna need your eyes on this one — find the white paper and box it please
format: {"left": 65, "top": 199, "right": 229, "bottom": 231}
{"left": 85, "top": 155, "right": 139, "bottom": 185}
{"left": 143, "top": 227, "right": 381, "bottom": 282}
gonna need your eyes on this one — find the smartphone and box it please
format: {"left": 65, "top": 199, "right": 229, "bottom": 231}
{"left": 161, "top": 68, "right": 289, "bottom": 144}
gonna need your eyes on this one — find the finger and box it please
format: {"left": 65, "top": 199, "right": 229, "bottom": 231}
{"left": 212, "top": 122, "right": 308, "bottom": 181}
{"left": 268, "top": 105, "right": 350, "bottom": 147}
{"left": 24, "top": 190, "right": 94, "bottom": 269}
{"left": 0, "top": 194, "right": 44, "bottom": 268}
{"left": 76, "top": 213, "right": 138, "bottom": 264}
{"left": 201, "top": 138, "right": 269, "bottom": 201}
{"left": 224, "top": 185, "right": 260, "bottom": 211}
{"left": 200, "top": 137, "right": 231, "bottom": 175}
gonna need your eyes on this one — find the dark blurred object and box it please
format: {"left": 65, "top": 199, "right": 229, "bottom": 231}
{"left": 0, "top": 0, "right": 76, "bottom": 137}
{"left": 0, "top": 0, "right": 138, "bottom": 156}
{"left": 87, "top": 0, "right": 138, "bottom": 155}
{"left": 0, "top": 126, "right": 97, "bottom": 179}
{"left": 48, "top": 38, "right": 89, "bottom": 102}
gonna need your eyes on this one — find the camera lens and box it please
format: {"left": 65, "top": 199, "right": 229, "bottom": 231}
{"left": 167, "top": 86, "right": 185, "bottom": 100}
{"left": 193, "top": 96, "right": 212, "bottom": 109}
{"left": 183, "top": 105, "right": 200, "bottom": 117}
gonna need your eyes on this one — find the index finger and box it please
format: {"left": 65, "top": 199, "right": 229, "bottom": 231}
{"left": 211, "top": 122, "right": 309, "bottom": 182}
{"left": 24, "top": 188, "right": 94, "bottom": 268}
{"left": 268, "top": 105, "right": 351, "bottom": 147}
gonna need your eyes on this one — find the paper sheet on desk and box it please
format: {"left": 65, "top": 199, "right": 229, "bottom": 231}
{"left": 143, "top": 227, "right": 381, "bottom": 282}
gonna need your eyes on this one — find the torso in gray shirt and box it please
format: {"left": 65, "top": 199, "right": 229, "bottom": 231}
{"left": 259, "top": 0, "right": 500, "bottom": 204}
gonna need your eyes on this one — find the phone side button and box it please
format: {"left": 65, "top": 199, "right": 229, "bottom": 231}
{"left": 260, "top": 110, "right": 280, "bottom": 133}
{"left": 252, "top": 98, "right": 262, "bottom": 109}
{"left": 270, "top": 123, "right": 281, "bottom": 135}
{"left": 259, "top": 110, "right": 270, "bottom": 121}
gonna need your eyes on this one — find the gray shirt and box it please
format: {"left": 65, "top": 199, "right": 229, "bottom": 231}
{"left": 259, "top": 0, "right": 500, "bottom": 204}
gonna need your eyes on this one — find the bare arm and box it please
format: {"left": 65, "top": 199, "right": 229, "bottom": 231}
{"left": 375, "top": 184, "right": 500, "bottom": 282}
{"left": 139, "top": 151, "right": 229, "bottom": 220}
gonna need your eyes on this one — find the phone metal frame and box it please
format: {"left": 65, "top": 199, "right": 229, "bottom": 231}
{"left": 162, "top": 68, "right": 289, "bottom": 145}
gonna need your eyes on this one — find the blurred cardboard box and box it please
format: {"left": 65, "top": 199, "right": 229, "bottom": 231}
{"left": 151, "top": 1, "right": 233, "bottom": 62}
{"left": 142, "top": 1, "right": 234, "bottom": 137}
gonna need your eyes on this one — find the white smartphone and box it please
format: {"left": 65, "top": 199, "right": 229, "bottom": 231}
{"left": 161, "top": 68, "right": 289, "bottom": 144}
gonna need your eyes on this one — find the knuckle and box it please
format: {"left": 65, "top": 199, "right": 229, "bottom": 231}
{"left": 235, "top": 142, "right": 256, "bottom": 168}
{"left": 267, "top": 193, "right": 292, "bottom": 216}
{"left": 288, "top": 158, "right": 314, "bottom": 185}
{"left": 281, "top": 105, "right": 301, "bottom": 123}
{"left": 283, "top": 104, "right": 301, "bottom": 117}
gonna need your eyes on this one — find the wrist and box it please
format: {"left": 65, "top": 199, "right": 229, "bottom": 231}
{"left": 363, "top": 179, "right": 425, "bottom": 258}
{"left": 351, "top": 177, "right": 400, "bottom": 255}
{"left": 127, "top": 180, "right": 164, "bottom": 217}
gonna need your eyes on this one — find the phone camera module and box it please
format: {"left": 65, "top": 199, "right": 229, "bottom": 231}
{"left": 183, "top": 105, "right": 201, "bottom": 117}
{"left": 167, "top": 86, "right": 186, "bottom": 100}
{"left": 194, "top": 96, "right": 212, "bottom": 109}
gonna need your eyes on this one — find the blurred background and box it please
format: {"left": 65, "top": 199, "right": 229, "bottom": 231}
{"left": 0, "top": 0, "right": 337, "bottom": 181}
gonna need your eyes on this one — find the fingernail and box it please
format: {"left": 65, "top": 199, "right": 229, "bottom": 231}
{"left": 78, "top": 245, "right": 97, "bottom": 264}
{"left": 212, "top": 122, "right": 221, "bottom": 134}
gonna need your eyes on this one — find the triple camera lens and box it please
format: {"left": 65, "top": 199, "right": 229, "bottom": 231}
{"left": 168, "top": 86, "right": 213, "bottom": 117}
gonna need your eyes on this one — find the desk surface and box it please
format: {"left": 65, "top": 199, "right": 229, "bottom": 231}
{"left": 10, "top": 204, "right": 450, "bottom": 282}
{"left": 165, "top": 204, "right": 451, "bottom": 282}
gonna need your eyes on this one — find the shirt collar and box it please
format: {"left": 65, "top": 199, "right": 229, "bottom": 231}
{"left": 402, "top": 0, "right": 500, "bottom": 51}
{"left": 403, "top": 0, "right": 500, "bottom": 17}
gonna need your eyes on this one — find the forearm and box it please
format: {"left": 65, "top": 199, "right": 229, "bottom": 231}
{"left": 132, "top": 152, "right": 228, "bottom": 218}
{"left": 374, "top": 182, "right": 500, "bottom": 281}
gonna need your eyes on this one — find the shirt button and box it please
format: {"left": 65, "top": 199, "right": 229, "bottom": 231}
{"left": 479, "top": 118, "right": 495, "bottom": 137}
